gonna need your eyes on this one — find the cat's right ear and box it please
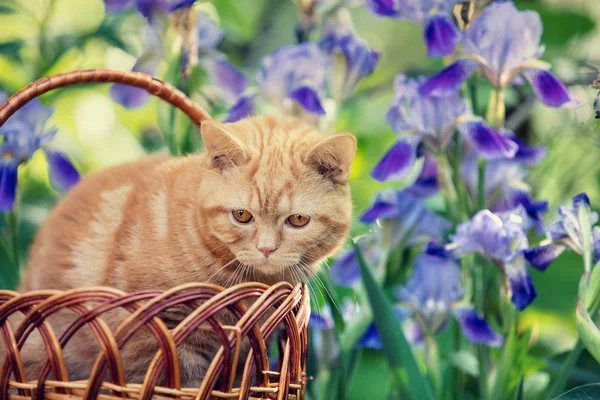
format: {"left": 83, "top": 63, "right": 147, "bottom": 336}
{"left": 201, "top": 120, "right": 247, "bottom": 171}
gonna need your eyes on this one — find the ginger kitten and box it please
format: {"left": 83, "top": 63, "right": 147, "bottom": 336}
{"left": 6, "top": 115, "right": 356, "bottom": 387}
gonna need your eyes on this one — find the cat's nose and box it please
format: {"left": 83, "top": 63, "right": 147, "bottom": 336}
{"left": 257, "top": 246, "right": 278, "bottom": 258}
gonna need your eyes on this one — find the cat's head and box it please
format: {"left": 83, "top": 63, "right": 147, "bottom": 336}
{"left": 197, "top": 115, "right": 356, "bottom": 284}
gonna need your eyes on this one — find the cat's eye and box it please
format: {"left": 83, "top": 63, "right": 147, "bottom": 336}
{"left": 232, "top": 209, "right": 254, "bottom": 224}
{"left": 287, "top": 214, "right": 311, "bottom": 228}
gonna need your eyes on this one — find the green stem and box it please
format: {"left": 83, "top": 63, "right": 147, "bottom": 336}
{"left": 546, "top": 342, "right": 585, "bottom": 399}
{"left": 0, "top": 229, "right": 16, "bottom": 267}
{"left": 453, "top": 322, "right": 465, "bottom": 400}
{"left": 436, "top": 153, "right": 461, "bottom": 224}
{"left": 475, "top": 156, "right": 489, "bottom": 399}
{"left": 486, "top": 88, "right": 506, "bottom": 129}
{"left": 425, "top": 335, "right": 443, "bottom": 399}
{"left": 475, "top": 256, "right": 489, "bottom": 400}
{"left": 452, "top": 131, "right": 470, "bottom": 223}
{"left": 547, "top": 302, "right": 600, "bottom": 398}
{"left": 477, "top": 159, "right": 487, "bottom": 211}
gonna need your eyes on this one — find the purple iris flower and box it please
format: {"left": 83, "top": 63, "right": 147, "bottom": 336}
{"left": 0, "top": 96, "right": 80, "bottom": 211}
{"left": 418, "top": 2, "right": 578, "bottom": 108}
{"left": 111, "top": 26, "right": 165, "bottom": 109}
{"left": 104, "top": 0, "right": 196, "bottom": 19}
{"left": 226, "top": 42, "right": 329, "bottom": 121}
{"left": 359, "top": 243, "right": 503, "bottom": 349}
{"left": 460, "top": 139, "right": 548, "bottom": 232}
{"left": 196, "top": 11, "right": 223, "bottom": 51}
{"left": 404, "top": 156, "right": 439, "bottom": 198}
{"left": 309, "top": 308, "right": 335, "bottom": 330}
{"left": 366, "top": 0, "right": 462, "bottom": 57}
{"left": 200, "top": 57, "right": 249, "bottom": 105}
{"left": 112, "top": 9, "right": 247, "bottom": 111}
{"left": 330, "top": 231, "right": 381, "bottom": 287}
{"left": 360, "top": 189, "right": 452, "bottom": 247}
{"left": 447, "top": 207, "right": 545, "bottom": 310}
{"left": 331, "top": 190, "right": 451, "bottom": 287}
{"left": 372, "top": 74, "right": 519, "bottom": 182}
{"left": 258, "top": 42, "right": 329, "bottom": 115}
{"left": 357, "top": 306, "right": 419, "bottom": 349}
{"left": 525, "top": 194, "right": 599, "bottom": 271}
{"left": 226, "top": 26, "right": 378, "bottom": 122}
{"left": 320, "top": 23, "right": 380, "bottom": 100}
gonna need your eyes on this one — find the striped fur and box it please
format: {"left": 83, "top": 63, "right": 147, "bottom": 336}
{"left": 8, "top": 115, "right": 356, "bottom": 386}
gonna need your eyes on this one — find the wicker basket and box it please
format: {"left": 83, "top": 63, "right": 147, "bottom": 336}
{"left": 0, "top": 69, "right": 310, "bottom": 399}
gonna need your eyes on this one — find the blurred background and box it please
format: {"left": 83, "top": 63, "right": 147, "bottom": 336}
{"left": 1, "top": 0, "right": 600, "bottom": 390}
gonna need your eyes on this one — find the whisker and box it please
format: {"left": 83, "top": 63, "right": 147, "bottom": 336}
{"left": 298, "top": 262, "right": 342, "bottom": 318}
{"left": 205, "top": 257, "right": 238, "bottom": 284}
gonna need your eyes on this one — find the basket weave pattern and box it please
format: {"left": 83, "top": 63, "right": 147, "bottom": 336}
{"left": 0, "top": 69, "right": 310, "bottom": 399}
{"left": 0, "top": 282, "right": 309, "bottom": 399}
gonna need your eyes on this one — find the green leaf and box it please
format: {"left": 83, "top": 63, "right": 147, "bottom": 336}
{"left": 212, "top": 0, "right": 269, "bottom": 42}
{"left": 523, "top": 372, "right": 550, "bottom": 400}
{"left": 0, "top": 0, "right": 18, "bottom": 14}
{"left": 354, "top": 243, "right": 435, "bottom": 400}
{"left": 348, "top": 349, "right": 393, "bottom": 400}
{"left": 490, "top": 320, "right": 532, "bottom": 400}
{"left": 553, "top": 383, "right": 600, "bottom": 400}
{"left": 449, "top": 350, "right": 479, "bottom": 377}
{"left": 576, "top": 301, "right": 600, "bottom": 366}
{"left": 0, "top": 40, "right": 24, "bottom": 63}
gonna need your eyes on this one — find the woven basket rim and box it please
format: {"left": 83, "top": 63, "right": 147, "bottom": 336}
{"left": 0, "top": 68, "right": 212, "bottom": 129}
{"left": 1, "top": 282, "right": 310, "bottom": 399}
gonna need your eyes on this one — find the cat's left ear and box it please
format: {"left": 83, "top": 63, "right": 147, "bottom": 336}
{"left": 306, "top": 133, "right": 357, "bottom": 184}
{"left": 201, "top": 120, "right": 247, "bottom": 170}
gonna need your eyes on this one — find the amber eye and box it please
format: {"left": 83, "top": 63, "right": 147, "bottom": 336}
{"left": 286, "top": 214, "right": 311, "bottom": 228}
{"left": 232, "top": 209, "right": 254, "bottom": 224}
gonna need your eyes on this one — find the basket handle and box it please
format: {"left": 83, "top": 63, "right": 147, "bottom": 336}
{"left": 0, "top": 68, "right": 212, "bottom": 128}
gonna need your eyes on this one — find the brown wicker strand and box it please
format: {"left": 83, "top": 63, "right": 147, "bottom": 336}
{"left": 1, "top": 283, "right": 308, "bottom": 399}
{"left": 0, "top": 68, "right": 211, "bottom": 128}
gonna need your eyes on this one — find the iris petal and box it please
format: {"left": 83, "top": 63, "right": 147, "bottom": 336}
{"left": 405, "top": 320, "right": 425, "bottom": 346}
{"left": 370, "top": 136, "right": 421, "bottom": 182}
{"left": 510, "top": 136, "right": 548, "bottom": 165}
{"left": 418, "top": 59, "right": 481, "bottom": 97}
{"left": 424, "top": 15, "right": 462, "bottom": 58}
{"left": 458, "top": 121, "right": 519, "bottom": 160}
{"left": 360, "top": 202, "right": 398, "bottom": 224}
{"left": 523, "top": 243, "right": 565, "bottom": 271}
{"left": 330, "top": 249, "right": 361, "bottom": 287}
{"left": 43, "top": 149, "right": 81, "bottom": 193}
{"left": 104, "top": 0, "right": 133, "bottom": 13}
{"left": 453, "top": 306, "right": 503, "bottom": 346}
{"left": 168, "top": 0, "right": 196, "bottom": 11}
{"left": 224, "top": 95, "right": 255, "bottom": 123}
{"left": 309, "top": 311, "right": 334, "bottom": 330}
{"left": 505, "top": 258, "right": 537, "bottom": 311}
{"left": 366, "top": 0, "right": 401, "bottom": 17}
{"left": 405, "top": 156, "right": 438, "bottom": 198}
{"left": 357, "top": 323, "right": 383, "bottom": 349}
{"left": 289, "top": 86, "right": 326, "bottom": 115}
{"left": 593, "top": 227, "right": 600, "bottom": 264}
{"left": 522, "top": 68, "right": 578, "bottom": 108}
{"left": 202, "top": 58, "right": 248, "bottom": 99}
{"left": 0, "top": 163, "right": 18, "bottom": 212}
{"left": 573, "top": 192, "right": 591, "bottom": 209}
{"left": 357, "top": 306, "right": 409, "bottom": 349}
{"left": 111, "top": 27, "right": 164, "bottom": 109}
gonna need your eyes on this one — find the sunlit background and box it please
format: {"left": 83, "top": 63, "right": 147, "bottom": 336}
{"left": 2, "top": 0, "right": 600, "bottom": 395}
